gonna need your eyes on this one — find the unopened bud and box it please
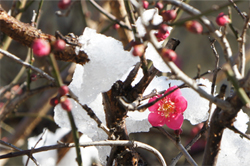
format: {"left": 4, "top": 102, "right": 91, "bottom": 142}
{"left": 185, "top": 21, "right": 203, "bottom": 34}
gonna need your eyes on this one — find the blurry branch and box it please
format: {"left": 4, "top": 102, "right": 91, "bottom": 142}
{"left": 0, "top": 140, "right": 167, "bottom": 166}
{"left": 123, "top": 0, "right": 148, "bottom": 73}
{"left": 0, "top": 140, "right": 39, "bottom": 166}
{"left": 109, "top": 0, "right": 133, "bottom": 47}
{"left": 207, "top": 38, "right": 220, "bottom": 120}
{"left": 88, "top": 0, "right": 131, "bottom": 31}
{"left": 55, "top": 0, "right": 77, "bottom": 17}
{"left": 228, "top": 0, "right": 248, "bottom": 20}
{"left": 7, "top": 113, "right": 54, "bottom": 122}
{"left": 80, "top": 0, "right": 90, "bottom": 27}
{"left": 168, "top": 0, "right": 240, "bottom": 26}
{"left": 237, "top": 14, "right": 250, "bottom": 76}
{"left": 164, "top": 0, "right": 242, "bottom": 80}
{"left": 223, "top": 64, "right": 250, "bottom": 108}
{"left": 156, "top": 127, "right": 198, "bottom": 166}
{"left": 228, "top": 7, "right": 239, "bottom": 39}
{"left": 1, "top": 0, "right": 28, "bottom": 51}
{"left": 0, "top": 6, "right": 89, "bottom": 65}
{"left": 0, "top": 49, "right": 55, "bottom": 82}
{"left": 0, "top": 85, "right": 56, "bottom": 121}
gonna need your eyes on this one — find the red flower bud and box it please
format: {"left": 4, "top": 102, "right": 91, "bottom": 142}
{"left": 31, "top": 74, "right": 37, "bottom": 81}
{"left": 113, "top": 23, "right": 120, "bottom": 30}
{"left": 159, "top": 24, "right": 169, "bottom": 34}
{"left": 155, "top": 2, "right": 164, "bottom": 10}
{"left": 216, "top": 12, "right": 231, "bottom": 26}
{"left": 58, "top": 0, "right": 71, "bottom": 10}
{"left": 161, "top": 48, "right": 177, "bottom": 61}
{"left": 32, "top": 39, "right": 51, "bottom": 57}
{"left": 132, "top": 44, "right": 145, "bottom": 57}
{"left": 161, "top": 10, "right": 177, "bottom": 22}
{"left": 59, "top": 85, "right": 69, "bottom": 96}
{"left": 50, "top": 97, "right": 59, "bottom": 106}
{"left": 185, "top": 21, "right": 203, "bottom": 34}
{"left": 61, "top": 98, "right": 72, "bottom": 112}
{"left": 143, "top": 0, "right": 149, "bottom": 9}
{"left": 54, "top": 39, "right": 66, "bottom": 51}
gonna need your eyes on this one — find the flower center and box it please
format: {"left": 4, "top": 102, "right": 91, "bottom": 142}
{"left": 158, "top": 98, "right": 176, "bottom": 118}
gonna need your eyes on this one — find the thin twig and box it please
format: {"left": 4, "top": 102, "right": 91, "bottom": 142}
{"left": 164, "top": 0, "right": 242, "bottom": 80}
{"left": 0, "top": 140, "right": 167, "bottom": 166}
{"left": 228, "top": 0, "right": 247, "bottom": 20}
{"left": 156, "top": 127, "right": 198, "bottom": 166}
{"left": 0, "top": 140, "right": 39, "bottom": 166}
{"left": 25, "top": 129, "right": 47, "bottom": 166}
{"left": 88, "top": 0, "right": 131, "bottom": 30}
{"left": 170, "top": 123, "right": 208, "bottom": 166}
{"left": 238, "top": 14, "right": 250, "bottom": 77}
{"left": 227, "top": 125, "right": 250, "bottom": 140}
{"left": 207, "top": 38, "right": 221, "bottom": 121}
{"left": 223, "top": 64, "right": 250, "bottom": 108}
{"left": 0, "top": 49, "right": 55, "bottom": 82}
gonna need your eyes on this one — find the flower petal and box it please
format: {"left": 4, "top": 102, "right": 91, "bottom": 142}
{"left": 148, "top": 112, "right": 165, "bottom": 127}
{"left": 174, "top": 96, "right": 188, "bottom": 113}
{"left": 164, "top": 85, "right": 182, "bottom": 100}
{"left": 165, "top": 114, "right": 184, "bottom": 130}
{"left": 148, "top": 95, "right": 162, "bottom": 112}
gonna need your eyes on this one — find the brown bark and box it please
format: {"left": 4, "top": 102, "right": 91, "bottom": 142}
{"left": 109, "top": 0, "right": 133, "bottom": 48}
{"left": 0, "top": 5, "right": 89, "bottom": 65}
{"left": 202, "top": 81, "right": 250, "bottom": 165}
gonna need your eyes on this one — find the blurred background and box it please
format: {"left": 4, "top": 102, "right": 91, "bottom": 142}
{"left": 0, "top": 0, "right": 250, "bottom": 165}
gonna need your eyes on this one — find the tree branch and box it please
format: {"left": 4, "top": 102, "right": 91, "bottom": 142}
{"left": 0, "top": 5, "right": 89, "bottom": 65}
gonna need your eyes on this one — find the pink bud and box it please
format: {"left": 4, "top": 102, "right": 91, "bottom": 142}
{"left": 59, "top": 85, "right": 69, "bottom": 96}
{"left": 0, "top": 102, "right": 5, "bottom": 109}
{"left": 185, "top": 21, "right": 203, "bottom": 34}
{"left": 132, "top": 44, "right": 145, "bottom": 57}
{"left": 31, "top": 74, "right": 37, "bottom": 81}
{"left": 32, "top": 39, "right": 51, "bottom": 57}
{"left": 50, "top": 97, "right": 59, "bottom": 106}
{"left": 54, "top": 39, "right": 66, "bottom": 51}
{"left": 58, "top": 0, "right": 71, "bottom": 10}
{"left": 113, "top": 23, "right": 120, "bottom": 30}
{"left": 158, "top": 24, "right": 169, "bottom": 34}
{"left": 143, "top": 1, "right": 149, "bottom": 9}
{"left": 154, "top": 32, "right": 169, "bottom": 42}
{"left": 161, "top": 10, "right": 177, "bottom": 22}
{"left": 61, "top": 98, "right": 72, "bottom": 112}
{"left": 216, "top": 12, "right": 231, "bottom": 26}
{"left": 155, "top": 2, "right": 164, "bottom": 10}
{"left": 161, "top": 48, "right": 177, "bottom": 61}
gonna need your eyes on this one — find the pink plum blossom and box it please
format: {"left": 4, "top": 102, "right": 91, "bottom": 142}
{"left": 148, "top": 85, "right": 187, "bottom": 130}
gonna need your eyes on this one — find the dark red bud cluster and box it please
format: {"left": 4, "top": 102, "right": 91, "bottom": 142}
{"left": 49, "top": 85, "right": 72, "bottom": 112}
